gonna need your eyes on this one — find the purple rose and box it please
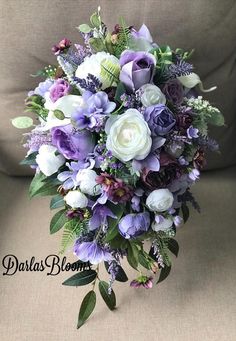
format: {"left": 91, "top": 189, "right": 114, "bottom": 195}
{"left": 49, "top": 79, "right": 70, "bottom": 103}
{"left": 118, "top": 212, "right": 150, "bottom": 239}
{"left": 51, "top": 124, "right": 95, "bottom": 160}
{"left": 144, "top": 104, "right": 176, "bottom": 136}
{"left": 119, "top": 51, "right": 156, "bottom": 92}
{"left": 162, "top": 79, "right": 184, "bottom": 106}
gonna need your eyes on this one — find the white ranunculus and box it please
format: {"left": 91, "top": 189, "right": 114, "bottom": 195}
{"left": 75, "top": 51, "right": 120, "bottom": 90}
{"left": 38, "top": 94, "right": 84, "bottom": 131}
{"left": 106, "top": 109, "right": 152, "bottom": 162}
{"left": 36, "top": 145, "right": 65, "bottom": 176}
{"left": 146, "top": 189, "right": 174, "bottom": 212}
{"left": 152, "top": 217, "right": 173, "bottom": 231}
{"left": 64, "top": 190, "right": 88, "bottom": 208}
{"left": 140, "top": 84, "right": 166, "bottom": 107}
{"left": 178, "top": 73, "right": 217, "bottom": 93}
{"left": 76, "top": 169, "right": 101, "bottom": 196}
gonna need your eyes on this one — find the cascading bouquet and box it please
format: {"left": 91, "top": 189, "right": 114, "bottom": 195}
{"left": 12, "top": 8, "right": 224, "bottom": 329}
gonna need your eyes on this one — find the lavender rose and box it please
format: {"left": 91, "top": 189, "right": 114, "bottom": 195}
{"left": 118, "top": 212, "right": 150, "bottom": 239}
{"left": 51, "top": 124, "right": 95, "bottom": 160}
{"left": 49, "top": 79, "right": 70, "bottom": 103}
{"left": 144, "top": 104, "right": 176, "bottom": 136}
{"left": 162, "top": 79, "right": 184, "bottom": 106}
{"left": 119, "top": 50, "right": 156, "bottom": 92}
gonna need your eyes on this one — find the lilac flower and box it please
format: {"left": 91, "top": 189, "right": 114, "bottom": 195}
{"left": 89, "top": 204, "right": 117, "bottom": 231}
{"left": 187, "top": 126, "right": 199, "bottom": 139}
{"left": 74, "top": 74, "right": 102, "bottom": 93}
{"left": 118, "top": 212, "right": 150, "bottom": 239}
{"left": 72, "top": 91, "right": 116, "bottom": 131}
{"left": 51, "top": 124, "right": 95, "bottom": 160}
{"left": 130, "top": 275, "right": 153, "bottom": 289}
{"left": 162, "top": 79, "right": 184, "bottom": 106}
{"left": 74, "top": 240, "right": 113, "bottom": 265}
{"left": 144, "top": 104, "right": 176, "bottom": 136}
{"left": 23, "top": 130, "right": 52, "bottom": 153}
{"left": 188, "top": 168, "right": 200, "bottom": 181}
{"left": 49, "top": 79, "right": 70, "bottom": 103}
{"left": 57, "top": 160, "right": 93, "bottom": 190}
{"left": 28, "top": 79, "right": 54, "bottom": 98}
{"left": 119, "top": 50, "right": 156, "bottom": 92}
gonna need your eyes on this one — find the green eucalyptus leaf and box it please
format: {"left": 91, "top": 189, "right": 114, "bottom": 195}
{"left": 50, "top": 209, "right": 67, "bottom": 234}
{"left": 99, "top": 281, "right": 116, "bottom": 310}
{"left": 77, "top": 290, "right": 96, "bottom": 329}
{"left": 11, "top": 116, "right": 33, "bottom": 129}
{"left": 78, "top": 24, "right": 92, "bottom": 33}
{"left": 54, "top": 110, "right": 65, "bottom": 120}
{"left": 89, "top": 37, "right": 105, "bottom": 52}
{"left": 50, "top": 195, "right": 65, "bottom": 210}
{"left": 90, "top": 12, "right": 101, "bottom": 28}
{"left": 62, "top": 270, "right": 97, "bottom": 287}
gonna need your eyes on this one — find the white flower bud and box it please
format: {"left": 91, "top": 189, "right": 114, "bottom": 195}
{"left": 146, "top": 189, "right": 174, "bottom": 212}
{"left": 76, "top": 169, "right": 101, "bottom": 196}
{"left": 36, "top": 145, "right": 65, "bottom": 176}
{"left": 64, "top": 190, "right": 88, "bottom": 208}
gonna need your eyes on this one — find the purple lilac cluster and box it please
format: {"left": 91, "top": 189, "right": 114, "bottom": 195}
{"left": 17, "top": 10, "right": 224, "bottom": 323}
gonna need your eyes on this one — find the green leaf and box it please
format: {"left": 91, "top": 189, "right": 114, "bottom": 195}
{"left": 89, "top": 37, "right": 105, "bottom": 52}
{"left": 127, "top": 242, "right": 139, "bottom": 269}
{"left": 167, "top": 238, "right": 179, "bottom": 257}
{"left": 50, "top": 195, "right": 65, "bottom": 210}
{"left": 157, "top": 265, "right": 171, "bottom": 284}
{"left": 104, "top": 262, "right": 128, "bottom": 282}
{"left": 50, "top": 209, "right": 67, "bottom": 234}
{"left": 78, "top": 24, "right": 92, "bottom": 33}
{"left": 105, "top": 204, "right": 124, "bottom": 242}
{"left": 207, "top": 111, "right": 225, "bottom": 126}
{"left": 11, "top": 116, "right": 33, "bottom": 129}
{"left": 20, "top": 152, "right": 37, "bottom": 165}
{"left": 138, "top": 251, "right": 151, "bottom": 270}
{"left": 77, "top": 291, "right": 96, "bottom": 329}
{"left": 62, "top": 270, "right": 97, "bottom": 287}
{"left": 100, "top": 59, "right": 120, "bottom": 85}
{"left": 99, "top": 281, "right": 116, "bottom": 310}
{"left": 54, "top": 110, "right": 65, "bottom": 120}
{"left": 59, "top": 219, "right": 84, "bottom": 254}
{"left": 114, "top": 82, "right": 126, "bottom": 103}
{"left": 29, "top": 172, "right": 58, "bottom": 198}
{"left": 181, "top": 204, "right": 189, "bottom": 223}
{"left": 90, "top": 12, "right": 101, "bottom": 28}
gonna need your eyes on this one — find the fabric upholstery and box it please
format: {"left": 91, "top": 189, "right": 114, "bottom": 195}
{"left": 0, "top": 0, "right": 236, "bottom": 175}
{"left": 0, "top": 166, "right": 236, "bottom": 340}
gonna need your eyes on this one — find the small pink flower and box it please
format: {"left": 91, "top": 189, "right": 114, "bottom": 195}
{"left": 130, "top": 275, "right": 153, "bottom": 289}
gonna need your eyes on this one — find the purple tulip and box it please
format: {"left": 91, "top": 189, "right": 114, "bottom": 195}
{"left": 118, "top": 212, "right": 150, "bottom": 239}
{"left": 144, "top": 104, "right": 176, "bottom": 136}
{"left": 49, "top": 79, "right": 70, "bottom": 103}
{"left": 119, "top": 50, "right": 156, "bottom": 92}
{"left": 74, "top": 240, "right": 113, "bottom": 265}
{"left": 51, "top": 124, "right": 95, "bottom": 160}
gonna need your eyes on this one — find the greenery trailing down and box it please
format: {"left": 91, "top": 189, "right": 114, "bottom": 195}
{"left": 104, "top": 262, "right": 128, "bottom": 282}
{"left": 77, "top": 290, "right": 96, "bottom": 329}
{"left": 29, "top": 172, "right": 58, "bottom": 198}
{"left": 50, "top": 209, "right": 68, "bottom": 234}
{"left": 99, "top": 281, "right": 116, "bottom": 311}
{"left": 62, "top": 270, "right": 97, "bottom": 286}
{"left": 50, "top": 194, "right": 65, "bottom": 210}
{"left": 59, "top": 219, "right": 88, "bottom": 254}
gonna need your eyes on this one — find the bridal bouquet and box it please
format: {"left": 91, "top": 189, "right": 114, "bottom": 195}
{"left": 12, "top": 8, "right": 224, "bottom": 329}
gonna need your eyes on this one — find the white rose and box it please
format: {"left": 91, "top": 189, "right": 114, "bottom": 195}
{"left": 75, "top": 51, "right": 120, "bottom": 90}
{"left": 76, "top": 169, "right": 101, "bottom": 196}
{"left": 106, "top": 109, "right": 152, "bottom": 162}
{"left": 36, "top": 145, "right": 65, "bottom": 176}
{"left": 146, "top": 189, "right": 174, "bottom": 212}
{"left": 38, "top": 94, "right": 84, "bottom": 131}
{"left": 64, "top": 190, "right": 88, "bottom": 208}
{"left": 140, "top": 84, "right": 166, "bottom": 107}
{"left": 152, "top": 217, "right": 173, "bottom": 231}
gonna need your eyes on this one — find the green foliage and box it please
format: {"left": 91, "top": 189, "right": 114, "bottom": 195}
{"left": 114, "top": 82, "right": 126, "bottom": 103}
{"left": 53, "top": 110, "right": 65, "bottom": 120}
{"left": 78, "top": 24, "right": 92, "bottom": 33}
{"left": 112, "top": 18, "right": 131, "bottom": 58}
{"left": 127, "top": 241, "right": 139, "bottom": 269}
{"left": 151, "top": 46, "right": 173, "bottom": 67}
{"left": 154, "top": 232, "right": 172, "bottom": 267}
{"left": 77, "top": 290, "right": 96, "bottom": 329}
{"left": 138, "top": 250, "right": 156, "bottom": 270}
{"left": 100, "top": 59, "right": 120, "bottom": 86}
{"left": 175, "top": 48, "right": 194, "bottom": 60}
{"left": 105, "top": 204, "right": 124, "bottom": 242}
{"left": 181, "top": 203, "right": 190, "bottom": 223}
{"left": 167, "top": 238, "right": 179, "bottom": 257}
{"left": 157, "top": 265, "right": 171, "bottom": 284}
{"left": 31, "top": 65, "right": 57, "bottom": 78}
{"left": 25, "top": 95, "right": 48, "bottom": 121}
{"left": 62, "top": 270, "right": 97, "bottom": 286}
{"left": 99, "top": 281, "right": 116, "bottom": 310}
{"left": 20, "top": 152, "right": 37, "bottom": 166}
{"left": 29, "top": 172, "right": 58, "bottom": 198}
{"left": 89, "top": 37, "right": 106, "bottom": 52}
{"left": 50, "top": 194, "right": 65, "bottom": 210}
{"left": 59, "top": 219, "right": 88, "bottom": 254}
{"left": 50, "top": 209, "right": 67, "bottom": 234}
{"left": 11, "top": 116, "right": 33, "bottom": 129}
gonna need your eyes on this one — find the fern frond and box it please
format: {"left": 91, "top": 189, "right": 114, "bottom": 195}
{"left": 100, "top": 59, "right": 120, "bottom": 86}
{"left": 59, "top": 219, "right": 87, "bottom": 254}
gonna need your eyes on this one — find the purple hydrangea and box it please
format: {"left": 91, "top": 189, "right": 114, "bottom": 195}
{"left": 51, "top": 124, "right": 95, "bottom": 160}
{"left": 118, "top": 212, "right": 150, "bottom": 239}
{"left": 28, "top": 79, "right": 54, "bottom": 98}
{"left": 144, "top": 104, "right": 176, "bottom": 136}
{"left": 49, "top": 79, "right": 70, "bottom": 102}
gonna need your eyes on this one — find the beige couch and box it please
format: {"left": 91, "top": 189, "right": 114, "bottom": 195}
{"left": 0, "top": 1, "right": 236, "bottom": 340}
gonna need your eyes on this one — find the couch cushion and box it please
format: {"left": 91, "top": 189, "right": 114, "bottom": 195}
{"left": 0, "top": 166, "right": 236, "bottom": 340}
{"left": 0, "top": 0, "right": 236, "bottom": 175}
